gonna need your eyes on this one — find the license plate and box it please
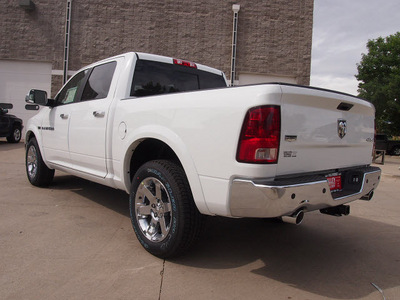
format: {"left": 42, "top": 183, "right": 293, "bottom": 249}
{"left": 327, "top": 175, "right": 342, "bottom": 191}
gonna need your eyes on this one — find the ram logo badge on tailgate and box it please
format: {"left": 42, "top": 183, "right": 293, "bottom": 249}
{"left": 338, "top": 119, "right": 347, "bottom": 139}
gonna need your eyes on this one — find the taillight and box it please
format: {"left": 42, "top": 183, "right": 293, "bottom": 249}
{"left": 237, "top": 106, "right": 281, "bottom": 164}
{"left": 173, "top": 58, "right": 197, "bottom": 68}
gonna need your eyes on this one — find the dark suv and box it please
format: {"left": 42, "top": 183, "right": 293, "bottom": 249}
{"left": 375, "top": 134, "right": 400, "bottom": 156}
{"left": 0, "top": 104, "right": 23, "bottom": 143}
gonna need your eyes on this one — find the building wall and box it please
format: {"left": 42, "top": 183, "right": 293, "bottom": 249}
{"left": 0, "top": 0, "right": 313, "bottom": 97}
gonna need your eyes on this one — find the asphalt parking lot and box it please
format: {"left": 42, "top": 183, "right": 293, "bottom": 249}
{"left": 1, "top": 141, "right": 399, "bottom": 300}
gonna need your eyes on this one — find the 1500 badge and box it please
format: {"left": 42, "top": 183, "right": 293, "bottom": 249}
{"left": 284, "top": 151, "right": 297, "bottom": 158}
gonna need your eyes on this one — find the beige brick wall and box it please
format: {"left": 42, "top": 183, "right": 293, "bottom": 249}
{"left": 0, "top": 0, "right": 313, "bottom": 95}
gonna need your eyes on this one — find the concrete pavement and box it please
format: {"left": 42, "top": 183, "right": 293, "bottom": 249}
{"left": 0, "top": 141, "right": 399, "bottom": 299}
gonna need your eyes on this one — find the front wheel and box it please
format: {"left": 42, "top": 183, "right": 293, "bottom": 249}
{"left": 7, "top": 126, "right": 21, "bottom": 143}
{"left": 25, "top": 137, "right": 55, "bottom": 187}
{"left": 129, "top": 160, "right": 203, "bottom": 258}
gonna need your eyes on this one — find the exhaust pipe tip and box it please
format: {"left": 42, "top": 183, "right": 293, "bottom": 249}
{"left": 282, "top": 210, "right": 304, "bottom": 225}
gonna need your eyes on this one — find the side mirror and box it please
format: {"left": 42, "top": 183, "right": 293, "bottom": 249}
{"left": 0, "top": 103, "right": 13, "bottom": 109}
{"left": 25, "top": 89, "right": 48, "bottom": 106}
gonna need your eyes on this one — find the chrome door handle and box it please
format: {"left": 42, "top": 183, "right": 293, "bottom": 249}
{"left": 60, "top": 113, "right": 69, "bottom": 119}
{"left": 93, "top": 111, "right": 105, "bottom": 118}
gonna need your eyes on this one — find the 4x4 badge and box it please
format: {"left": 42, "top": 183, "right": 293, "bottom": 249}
{"left": 338, "top": 119, "right": 347, "bottom": 139}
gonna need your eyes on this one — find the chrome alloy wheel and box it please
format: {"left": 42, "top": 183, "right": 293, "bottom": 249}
{"left": 27, "top": 145, "right": 38, "bottom": 179}
{"left": 135, "top": 177, "right": 173, "bottom": 242}
{"left": 13, "top": 128, "right": 21, "bottom": 142}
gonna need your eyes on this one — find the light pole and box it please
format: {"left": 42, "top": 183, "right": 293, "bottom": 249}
{"left": 230, "top": 4, "right": 240, "bottom": 86}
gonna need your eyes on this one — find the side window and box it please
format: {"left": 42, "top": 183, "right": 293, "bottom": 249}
{"left": 56, "top": 70, "right": 88, "bottom": 105}
{"left": 81, "top": 62, "right": 117, "bottom": 101}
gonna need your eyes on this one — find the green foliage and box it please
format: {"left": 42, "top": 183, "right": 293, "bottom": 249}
{"left": 356, "top": 32, "right": 400, "bottom": 135}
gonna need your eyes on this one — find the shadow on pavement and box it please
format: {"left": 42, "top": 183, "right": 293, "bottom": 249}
{"left": 51, "top": 174, "right": 130, "bottom": 218}
{"left": 174, "top": 216, "right": 399, "bottom": 299}
{"left": 0, "top": 140, "right": 24, "bottom": 151}
{"left": 44, "top": 165, "right": 399, "bottom": 299}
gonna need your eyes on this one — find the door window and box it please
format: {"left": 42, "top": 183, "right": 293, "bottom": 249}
{"left": 81, "top": 62, "right": 117, "bottom": 101}
{"left": 56, "top": 70, "right": 88, "bottom": 105}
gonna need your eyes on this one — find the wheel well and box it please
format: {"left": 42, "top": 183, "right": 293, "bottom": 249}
{"left": 129, "top": 139, "right": 182, "bottom": 181}
{"left": 25, "top": 131, "right": 35, "bottom": 142}
{"left": 13, "top": 121, "right": 22, "bottom": 129}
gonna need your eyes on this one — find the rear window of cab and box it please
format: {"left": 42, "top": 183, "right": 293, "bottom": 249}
{"left": 131, "top": 59, "right": 226, "bottom": 97}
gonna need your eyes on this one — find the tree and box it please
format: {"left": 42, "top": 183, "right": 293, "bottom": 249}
{"left": 356, "top": 32, "right": 400, "bottom": 135}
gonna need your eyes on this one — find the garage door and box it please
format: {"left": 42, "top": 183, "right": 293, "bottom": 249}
{"left": 0, "top": 60, "right": 52, "bottom": 138}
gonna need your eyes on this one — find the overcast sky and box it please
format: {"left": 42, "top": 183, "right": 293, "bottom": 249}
{"left": 311, "top": 0, "right": 400, "bottom": 95}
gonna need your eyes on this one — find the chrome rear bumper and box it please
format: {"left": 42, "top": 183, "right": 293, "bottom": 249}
{"left": 229, "top": 166, "right": 381, "bottom": 218}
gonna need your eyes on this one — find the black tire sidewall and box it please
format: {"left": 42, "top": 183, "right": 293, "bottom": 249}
{"left": 129, "top": 160, "right": 186, "bottom": 257}
{"left": 393, "top": 147, "right": 400, "bottom": 156}
{"left": 7, "top": 126, "right": 21, "bottom": 143}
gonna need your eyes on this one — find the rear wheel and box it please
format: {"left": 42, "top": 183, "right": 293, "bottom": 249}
{"left": 392, "top": 146, "right": 400, "bottom": 156}
{"left": 129, "top": 160, "right": 203, "bottom": 258}
{"left": 7, "top": 126, "right": 21, "bottom": 143}
{"left": 25, "top": 137, "right": 54, "bottom": 186}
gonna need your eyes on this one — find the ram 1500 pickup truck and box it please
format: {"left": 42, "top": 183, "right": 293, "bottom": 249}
{"left": 25, "top": 52, "right": 381, "bottom": 257}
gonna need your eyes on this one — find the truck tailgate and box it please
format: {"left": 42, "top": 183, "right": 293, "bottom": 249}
{"left": 277, "top": 85, "right": 375, "bottom": 176}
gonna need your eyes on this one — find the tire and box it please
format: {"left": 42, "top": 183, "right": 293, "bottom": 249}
{"left": 25, "top": 137, "right": 55, "bottom": 187}
{"left": 129, "top": 160, "right": 203, "bottom": 258}
{"left": 7, "top": 125, "right": 21, "bottom": 143}
{"left": 392, "top": 146, "right": 400, "bottom": 156}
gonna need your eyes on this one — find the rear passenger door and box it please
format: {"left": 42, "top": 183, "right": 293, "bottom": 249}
{"left": 68, "top": 59, "right": 120, "bottom": 178}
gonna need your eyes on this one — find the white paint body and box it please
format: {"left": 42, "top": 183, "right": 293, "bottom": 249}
{"left": 26, "top": 52, "right": 376, "bottom": 217}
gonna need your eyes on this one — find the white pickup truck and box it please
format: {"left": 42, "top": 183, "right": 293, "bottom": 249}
{"left": 25, "top": 52, "right": 381, "bottom": 257}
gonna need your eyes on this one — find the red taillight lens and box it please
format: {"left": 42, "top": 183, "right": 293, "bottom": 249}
{"left": 237, "top": 106, "right": 281, "bottom": 164}
{"left": 173, "top": 58, "right": 197, "bottom": 68}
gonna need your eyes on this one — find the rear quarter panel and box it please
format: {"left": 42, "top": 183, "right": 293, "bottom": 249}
{"left": 112, "top": 85, "right": 283, "bottom": 215}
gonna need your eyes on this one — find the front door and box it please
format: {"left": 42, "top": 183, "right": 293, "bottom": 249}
{"left": 41, "top": 70, "right": 88, "bottom": 168}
